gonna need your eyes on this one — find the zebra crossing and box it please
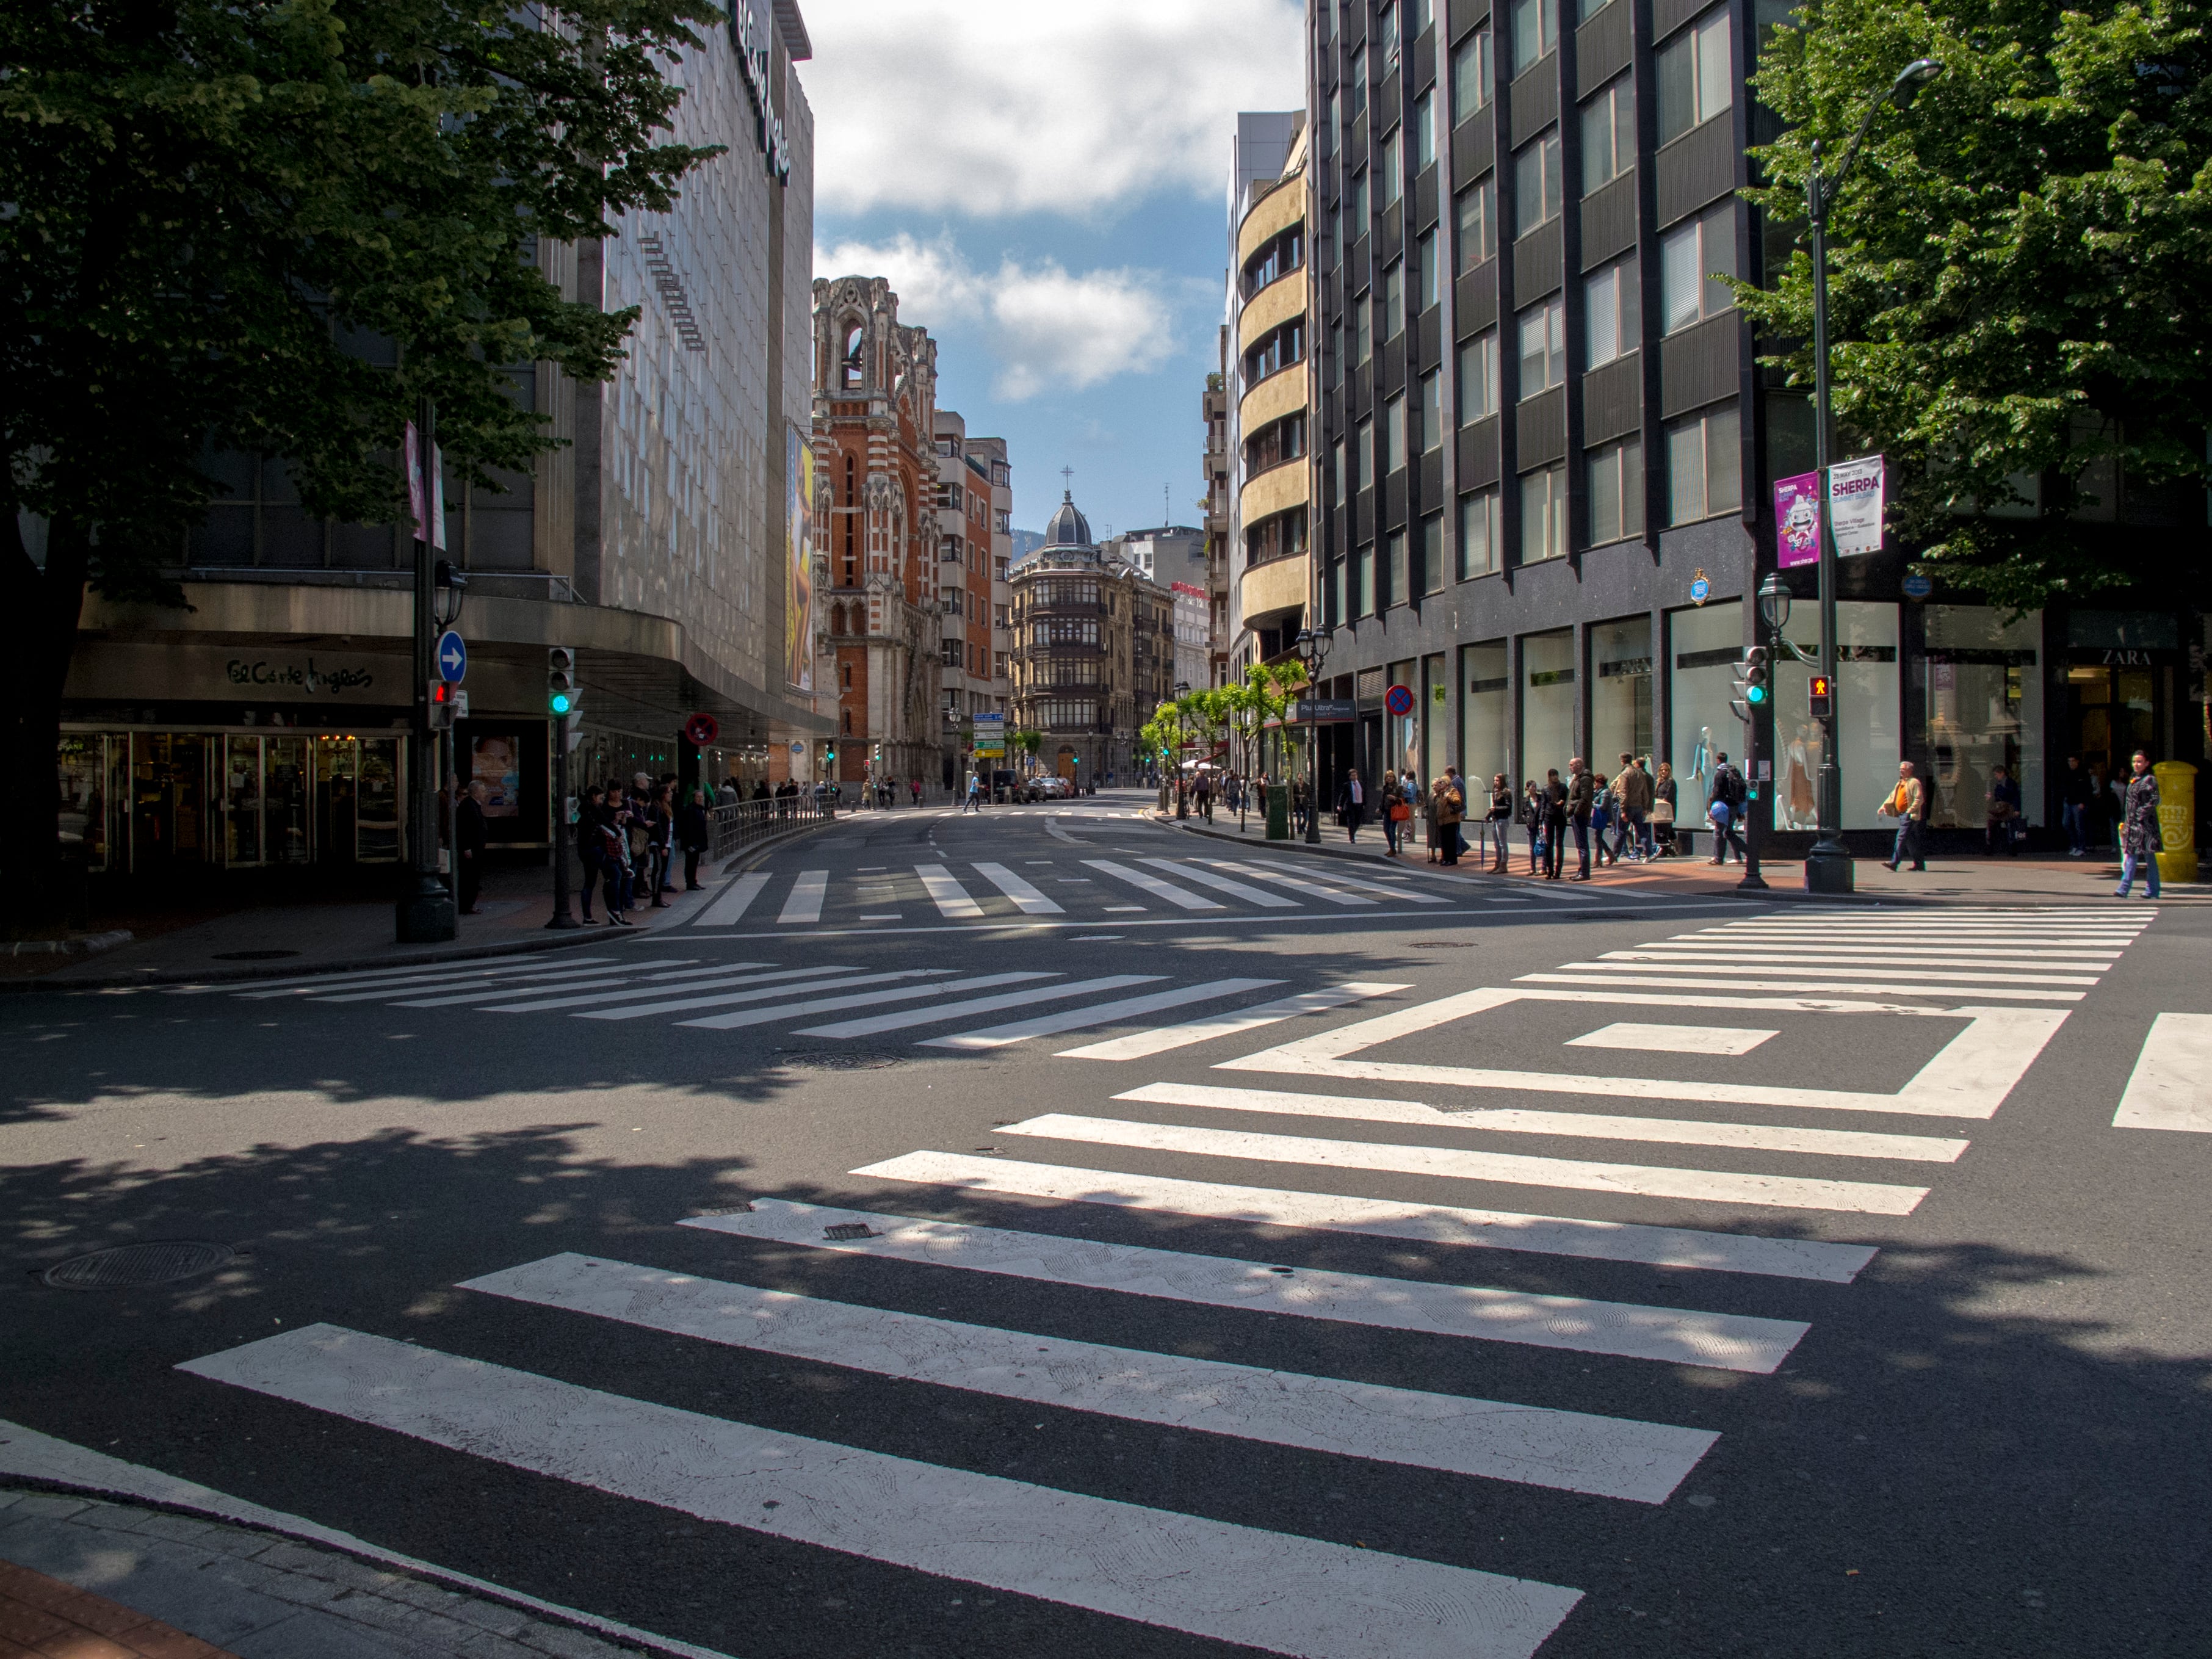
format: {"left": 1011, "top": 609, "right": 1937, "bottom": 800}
{"left": 686, "top": 851, "right": 1492, "bottom": 930}
{"left": 148, "top": 904, "right": 2155, "bottom": 1657}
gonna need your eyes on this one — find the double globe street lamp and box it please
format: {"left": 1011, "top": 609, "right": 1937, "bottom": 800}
{"left": 1801, "top": 56, "right": 1942, "bottom": 894}
{"left": 1294, "top": 626, "right": 1331, "bottom": 845}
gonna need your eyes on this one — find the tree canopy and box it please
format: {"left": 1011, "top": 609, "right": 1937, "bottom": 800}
{"left": 1740, "top": 0, "right": 2212, "bottom": 609}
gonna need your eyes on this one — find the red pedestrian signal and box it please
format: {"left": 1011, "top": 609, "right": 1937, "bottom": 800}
{"left": 1809, "top": 674, "right": 1834, "bottom": 719}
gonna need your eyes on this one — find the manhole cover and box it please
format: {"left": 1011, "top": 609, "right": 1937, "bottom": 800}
{"left": 212, "top": 950, "right": 301, "bottom": 961}
{"left": 42, "top": 1241, "right": 237, "bottom": 1290}
{"left": 768, "top": 1050, "right": 904, "bottom": 1071}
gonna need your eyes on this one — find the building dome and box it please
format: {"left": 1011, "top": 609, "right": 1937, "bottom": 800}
{"left": 1042, "top": 490, "right": 1093, "bottom": 549}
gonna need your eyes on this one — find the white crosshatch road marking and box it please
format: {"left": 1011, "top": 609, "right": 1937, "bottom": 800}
{"left": 1568, "top": 1022, "right": 1778, "bottom": 1055}
{"left": 914, "top": 863, "right": 984, "bottom": 918}
{"left": 1082, "top": 858, "right": 1223, "bottom": 911}
{"left": 690, "top": 870, "right": 770, "bottom": 927}
{"left": 776, "top": 869, "right": 828, "bottom": 924}
{"left": 2113, "top": 1013, "right": 2212, "bottom": 1132}
{"left": 918, "top": 978, "right": 1284, "bottom": 1051}
{"left": 1216, "top": 986, "right": 2071, "bottom": 1119}
{"left": 1057, "top": 983, "right": 1408, "bottom": 1061}
{"left": 971, "top": 861, "right": 1064, "bottom": 914}
{"left": 685, "top": 1199, "right": 1810, "bottom": 1373}
{"left": 1136, "top": 858, "right": 1298, "bottom": 907}
{"left": 462, "top": 1253, "right": 1718, "bottom": 1503}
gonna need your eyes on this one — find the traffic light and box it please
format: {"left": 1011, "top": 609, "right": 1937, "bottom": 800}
{"left": 428, "top": 680, "right": 458, "bottom": 731}
{"left": 1743, "top": 646, "right": 1769, "bottom": 706}
{"left": 1809, "top": 674, "right": 1834, "bottom": 719}
{"left": 547, "top": 646, "right": 577, "bottom": 717}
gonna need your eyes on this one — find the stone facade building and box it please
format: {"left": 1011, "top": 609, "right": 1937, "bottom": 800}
{"left": 932, "top": 415, "right": 1014, "bottom": 785}
{"left": 810, "top": 275, "right": 941, "bottom": 787}
{"left": 1010, "top": 494, "right": 1175, "bottom": 781}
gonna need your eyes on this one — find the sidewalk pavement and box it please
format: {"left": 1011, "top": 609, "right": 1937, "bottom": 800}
{"left": 0, "top": 1486, "right": 650, "bottom": 1659}
{"left": 1160, "top": 809, "right": 2210, "bottom": 907}
{"left": 9, "top": 818, "right": 836, "bottom": 992}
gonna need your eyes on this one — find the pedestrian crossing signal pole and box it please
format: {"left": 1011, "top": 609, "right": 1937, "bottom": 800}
{"left": 1730, "top": 645, "right": 1771, "bottom": 892}
{"left": 546, "top": 647, "right": 580, "bottom": 930}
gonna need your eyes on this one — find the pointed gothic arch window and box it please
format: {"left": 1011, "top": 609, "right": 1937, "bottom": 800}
{"left": 840, "top": 322, "right": 865, "bottom": 390}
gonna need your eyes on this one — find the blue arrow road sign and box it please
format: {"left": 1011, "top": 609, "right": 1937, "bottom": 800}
{"left": 436, "top": 630, "right": 468, "bottom": 684}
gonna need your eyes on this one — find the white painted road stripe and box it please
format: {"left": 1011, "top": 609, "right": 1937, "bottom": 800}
{"left": 1257, "top": 866, "right": 1451, "bottom": 906}
{"left": 1562, "top": 959, "right": 2100, "bottom": 987}
{"left": 687, "top": 1199, "right": 1809, "bottom": 1373}
{"left": 1137, "top": 858, "right": 1299, "bottom": 907}
{"left": 200, "top": 956, "right": 621, "bottom": 999}
{"left": 1058, "top": 983, "right": 1411, "bottom": 1061}
{"left": 971, "top": 861, "right": 1064, "bottom": 914}
{"left": 777, "top": 870, "right": 828, "bottom": 924}
{"left": 2113, "top": 1013, "right": 2212, "bottom": 1132}
{"left": 1207, "top": 860, "right": 1376, "bottom": 906}
{"left": 690, "top": 872, "right": 771, "bottom": 928}
{"left": 1083, "top": 859, "right": 1224, "bottom": 911}
{"left": 1611, "top": 946, "right": 2120, "bottom": 967}
{"left": 391, "top": 962, "right": 749, "bottom": 1008}
{"left": 1520, "top": 971, "right": 2083, "bottom": 1002}
{"left": 792, "top": 975, "right": 1165, "bottom": 1039}
{"left": 674, "top": 972, "right": 1056, "bottom": 1032}
{"left": 920, "top": 978, "right": 1285, "bottom": 1050}
{"left": 465, "top": 1254, "right": 1715, "bottom": 1503}
{"left": 1005, "top": 1113, "right": 1930, "bottom": 1215}
{"left": 181, "top": 1326, "right": 1581, "bottom": 1659}
{"left": 850, "top": 1151, "right": 1878, "bottom": 1282}
{"left": 482, "top": 964, "right": 866, "bottom": 1015}
{"left": 1114, "top": 1082, "right": 1970, "bottom": 1163}
{"left": 915, "top": 863, "right": 985, "bottom": 919}
{"left": 314, "top": 960, "right": 700, "bottom": 1005}
{"left": 269, "top": 958, "right": 637, "bottom": 1003}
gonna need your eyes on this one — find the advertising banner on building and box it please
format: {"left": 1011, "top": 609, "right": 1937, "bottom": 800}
{"left": 785, "top": 426, "right": 814, "bottom": 693}
{"left": 1774, "top": 471, "right": 1821, "bottom": 569}
{"left": 1828, "top": 455, "right": 1885, "bottom": 556}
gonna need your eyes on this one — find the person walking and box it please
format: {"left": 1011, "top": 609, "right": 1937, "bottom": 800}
{"left": 1616, "top": 752, "right": 1653, "bottom": 862}
{"left": 454, "top": 780, "right": 488, "bottom": 914}
{"left": 1431, "top": 768, "right": 1465, "bottom": 866}
{"left": 1706, "top": 751, "right": 1748, "bottom": 865}
{"left": 1566, "top": 758, "right": 1596, "bottom": 880}
{"left": 1589, "top": 767, "right": 1617, "bottom": 869}
{"left": 678, "top": 786, "right": 712, "bottom": 891}
{"left": 1542, "top": 768, "right": 1569, "bottom": 879}
{"left": 574, "top": 784, "right": 605, "bottom": 923}
{"left": 1652, "top": 760, "right": 1679, "bottom": 858}
{"left": 2060, "top": 755, "right": 2091, "bottom": 856}
{"left": 1878, "top": 759, "right": 1927, "bottom": 872}
{"left": 1339, "top": 768, "right": 1367, "bottom": 844}
{"left": 1380, "top": 770, "right": 1404, "bottom": 856}
{"left": 599, "top": 792, "right": 635, "bottom": 923}
{"left": 2114, "top": 750, "right": 2163, "bottom": 898}
{"left": 1485, "top": 774, "right": 1513, "bottom": 872}
{"left": 963, "top": 770, "right": 982, "bottom": 813}
{"left": 1985, "top": 764, "right": 2022, "bottom": 856}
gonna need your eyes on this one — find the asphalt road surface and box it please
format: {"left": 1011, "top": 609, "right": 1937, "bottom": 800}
{"left": 5, "top": 791, "right": 2208, "bottom": 1658}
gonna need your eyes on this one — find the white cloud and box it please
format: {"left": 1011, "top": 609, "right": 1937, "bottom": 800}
{"left": 817, "top": 232, "right": 1175, "bottom": 400}
{"left": 798, "top": 0, "right": 1306, "bottom": 219}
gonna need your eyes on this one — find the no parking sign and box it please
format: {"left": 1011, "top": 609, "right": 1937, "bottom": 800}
{"left": 1384, "top": 683, "right": 1415, "bottom": 717}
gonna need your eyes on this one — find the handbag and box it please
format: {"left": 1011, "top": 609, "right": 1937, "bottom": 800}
{"left": 1390, "top": 801, "right": 1411, "bottom": 822}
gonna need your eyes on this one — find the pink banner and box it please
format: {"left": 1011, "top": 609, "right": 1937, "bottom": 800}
{"left": 1774, "top": 470, "right": 1821, "bottom": 569}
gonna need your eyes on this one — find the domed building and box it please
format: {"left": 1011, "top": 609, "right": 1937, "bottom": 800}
{"left": 1008, "top": 488, "right": 1176, "bottom": 783}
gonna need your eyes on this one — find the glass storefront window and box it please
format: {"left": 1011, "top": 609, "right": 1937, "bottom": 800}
{"left": 358, "top": 740, "right": 401, "bottom": 861}
{"left": 314, "top": 737, "right": 358, "bottom": 867}
{"left": 224, "top": 736, "right": 263, "bottom": 865}
{"left": 1520, "top": 629, "right": 1577, "bottom": 780}
{"left": 1774, "top": 601, "right": 1900, "bottom": 830}
{"left": 1920, "top": 605, "right": 2042, "bottom": 828}
{"left": 267, "top": 737, "right": 312, "bottom": 864}
{"left": 132, "top": 734, "right": 211, "bottom": 867}
{"left": 57, "top": 736, "right": 110, "bottom": 872}
{"left": 1422, "top": 652, "right": 1448, "bottom": 783}
{"left": 1462, "top": 641, "right": 1509, "bottom": 791}
{"left": 1591, "top": 616, "right": 1654, "bottom": 768}
{"left": 1666, "top": 599, "right": 1743, "bottom": 817}
{"left": 1387, "top": 656, "right": 1419, "bottom": 778}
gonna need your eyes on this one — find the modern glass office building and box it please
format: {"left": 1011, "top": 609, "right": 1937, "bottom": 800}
{"left": 1304, "top": 0, "right": 2205, "bottom": 846}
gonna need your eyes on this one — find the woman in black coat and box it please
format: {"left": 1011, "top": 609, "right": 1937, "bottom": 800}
{"left": 677, "top": 787, "right": 713, "bottom": 891}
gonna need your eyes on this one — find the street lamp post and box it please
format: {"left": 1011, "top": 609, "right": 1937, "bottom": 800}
{"left": 1295, "top": 627, "right": 1331, "bottom": 845}
{"left": 1802, "top": 56, "right": 1942, "bottom": 895}
{"left": 1173, "top": 681, "right": 1190, "bottom": 819}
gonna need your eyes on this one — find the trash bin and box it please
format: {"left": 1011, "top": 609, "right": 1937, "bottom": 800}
{"left": 2154, "top": 761, "right": 2197, "bottom": 884}
{"left": 1265, "top": 783, "right": 1291, "bottom": 840}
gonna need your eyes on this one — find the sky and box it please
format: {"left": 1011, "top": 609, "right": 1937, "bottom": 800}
{"left": 793, "top": 0, "right": 1304, "bottom": 541}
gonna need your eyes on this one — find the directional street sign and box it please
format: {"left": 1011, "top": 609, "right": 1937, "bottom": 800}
{"left": 436, "top": 630, "right": 468, "bottom": 684}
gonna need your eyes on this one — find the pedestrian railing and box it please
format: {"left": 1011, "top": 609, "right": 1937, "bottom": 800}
{"left": 710, "top": 797, "right": 834, "bottom": 861}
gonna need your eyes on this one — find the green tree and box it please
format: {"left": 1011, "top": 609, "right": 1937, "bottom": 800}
{"left": 1, "top": 0, "right": 721, "bottom": 906}
{"left": 1739, "top": 0, "right": 2212, "bottom": 610}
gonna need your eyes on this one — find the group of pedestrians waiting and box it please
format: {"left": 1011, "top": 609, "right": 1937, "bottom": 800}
{"left": 573, "top": 772, "right": 712, "bottom": 925}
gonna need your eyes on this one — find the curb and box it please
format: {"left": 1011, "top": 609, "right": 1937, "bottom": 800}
{"left": 4, "top": 818, "right": 836, "bottom": 994}
{"left": 4, "top": 930, "right": 134, "bottom": 958}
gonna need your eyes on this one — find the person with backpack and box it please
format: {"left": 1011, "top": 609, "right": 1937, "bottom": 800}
{"left": 1707, "top": 751, "right": 1748, "bottom": 865}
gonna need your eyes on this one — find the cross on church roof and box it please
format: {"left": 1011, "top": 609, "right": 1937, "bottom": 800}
{"left": 1059, "top": 465, "right": 1075, "bottom": 494}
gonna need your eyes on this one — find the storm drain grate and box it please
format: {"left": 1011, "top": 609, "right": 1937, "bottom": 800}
{"left": 42, "top": 1240, "right": 236, "bottom": 1290}
{"left": 822, "top": 1224, "right": 876, "bottom": 1242}
{"left": 768, "top": 1050, "right": 904, "bottom": 1072}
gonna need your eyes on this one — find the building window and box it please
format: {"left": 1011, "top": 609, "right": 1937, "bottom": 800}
{"left": 1584, "top": 255, "right": 1641, "bottom": 366}
{"left": 1417, "top": 231, "right": 1439, "bottom": 312}
{"left": 1666, "top": 402, "right": 1741, "bottom": 523}
{"left": 1658, "top": 8, "right": 1733, "bottom": 144}
{"left": 1455, "top": 176, "right": 1497, "bottom": 272}
{"left": 1354, "top": 417, "right": 1373, "bottom": 493}
{"left": 1349, "top": 45, "right": 1367, "bottom": 114}
{"left": 1414, "top": 90, "right": 1436, "bottom": 171}
{"left": 1385, "top": 394, "right": 1408, "bottom": 474}
{"left": 1378, "top": 0, "right": 1400, "bottom": 64}
{"left": 1241, "top": 226, "right": 1306, "bottom": 298}
{"left": 1386, "top": 530, "right": 1408, "bottom": 607}
{"left": 1458, "top": 330, "right": 1502, "bottom": 422}
{"left": 1351, "top": 166, "right": 1370, "bottom": 235}
{"left": 1418, "top": 370, "right": 1442, "bottom": 453}
{"left": 1381, "top": 126, "right": 1403, "bottom": 208}
{"left": 1382, "top": 261, "right": 1404, "bottom": 340}
{"left": 1517, "top": 295, "right": 1566, "bottom": 395}
{"left": 1510, "top": 0, "right": 1558, "bottom": 78}
{"left": 1355, "top": 289, "right": 1373, "bottom": 363}
{"left": 1459, "top": 488, "right": 1502, "bottom": 577}
{"left": 940, "top": 534, "right": 961, "bottom": 561}
{"left": 1587, "top": 436, "right": 1646, "bottom": 544}
{"left": 1451, "top": 29, "right": 1495, "bottom": 125}
{"left": 839, "top": 324, "right": 864, "bottom": 389}
{"left": 1246, "top": 510, "right": 1309, "bottom": 565}
{"left": 1329, "top": 321, "right": 1345, "bottom": 387}
{"left": 1243, "top": 319, "right": 1306, "bottom": 382}
{"left": 1513, "top": 128, "right": 1563, "bottom": 237}
{"left": 1521, "top": 464, "right": 1567, "bottom": 562}
{"left": 1419, "top": 512, "right": 1446, "bottom": 595}
{"left": 1581, "top": 77, "right": 1635, "bottom": 195}
{"left": 941, "top": 638, "right": 963, "bottom": 667}
{"left": 994, "top": 555, "right": 1008, "bottom": 579}
{"left": 1660, "top": 204, "right": 1737, "bottom": 332}
{"left": 1245, "top": 412, "right": 1307, "bottom": 474}
{"left": 1333, "top": 439, "right": 1346, "bottom": 503}
{"left": 1354, "top": 543, "right": 1376, "bottom": 615}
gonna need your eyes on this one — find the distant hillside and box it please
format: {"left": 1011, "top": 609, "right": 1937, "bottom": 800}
{"left": 1008, "top": 529, "right": 1045, "bottom": 563}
